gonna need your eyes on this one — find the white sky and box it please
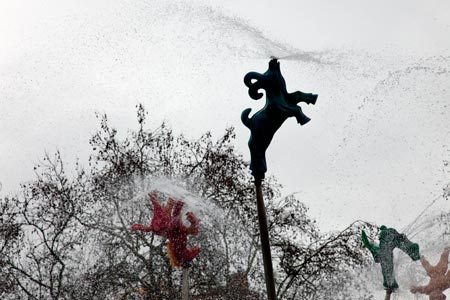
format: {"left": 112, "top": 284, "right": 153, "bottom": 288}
{"left": 1, "top": 0, "right": 450, "bottom": 232}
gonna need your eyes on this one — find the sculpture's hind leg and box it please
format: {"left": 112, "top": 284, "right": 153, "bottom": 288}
{"left": 380, "top": 256, "right": 399, "bottom": 290}
{"left": 294, "top": 107, "right": 311, "bottom": 125}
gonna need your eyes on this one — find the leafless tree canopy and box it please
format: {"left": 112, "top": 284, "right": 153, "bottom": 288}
{"left": 1, "top": 104, "right": 381, "bottom": 300}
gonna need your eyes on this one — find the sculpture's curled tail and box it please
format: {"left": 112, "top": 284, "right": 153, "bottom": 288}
{"left": 241, "top": 108, "right": 252, "bottom": 129}
{"left": 244, "top": 72, "right": 265, "bottom": 100}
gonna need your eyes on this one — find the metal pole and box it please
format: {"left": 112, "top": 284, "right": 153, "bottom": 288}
{"left": 182, "top": 267, "right": 190, "bottom": 300}
{"left": 255, "top": 179, "right": 277, "bottom": 300}
{"left": 384, "top": 289, "right": 393, "bottom": 300}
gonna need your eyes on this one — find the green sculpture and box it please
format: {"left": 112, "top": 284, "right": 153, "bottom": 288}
{"left": 241, "top": 58, "right": 317, "bottom": 180}
{"left": 361, "top": 226, "right": 420, "bottom": 290}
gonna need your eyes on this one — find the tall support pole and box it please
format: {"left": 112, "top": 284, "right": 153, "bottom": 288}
{"left": 385, "top": 288, "right": 393, "bottom": 300}
{"left": 255, "top": 178, "right": 277, "bottom": 300}
{"left": 182, "top": 266, "right": 190, "bottom": 300}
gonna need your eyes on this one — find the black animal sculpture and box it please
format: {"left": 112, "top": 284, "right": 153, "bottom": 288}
{"left": 241, "top": 58, "right": 318, "bottom": 180}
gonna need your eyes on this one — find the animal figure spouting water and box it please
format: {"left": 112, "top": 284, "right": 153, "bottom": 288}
{"left": 361, "top": 225, "right": 420, "bottom": 290}
{"left": 131, "top": 191, "right": 200, "bottom": 268}
{"left": 241, "top": 58, "right": 317, "bottom": 180}
{"left": 410, "top": 247, "right": 450, "bottom": 300}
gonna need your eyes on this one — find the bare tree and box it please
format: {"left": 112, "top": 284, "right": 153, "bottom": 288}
{"left": 1, "top": 104, "right": 375, "bottom": 300}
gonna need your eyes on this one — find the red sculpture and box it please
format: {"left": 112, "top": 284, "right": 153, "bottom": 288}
{"left": 131, "top": 191, "right": 201, "bottom": 268}
{"left": 410, "top": 247, "right": 450, "bottom": 300}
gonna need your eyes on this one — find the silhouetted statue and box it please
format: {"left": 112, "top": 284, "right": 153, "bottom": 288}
{"left": 411, "top": 247, "right": 450, "bottom": 300}
{"left": 362, "top": 226, "right": 420, "bottom": 290}
{"left": 241, "top": 58, "right": 317, "bottom": 180}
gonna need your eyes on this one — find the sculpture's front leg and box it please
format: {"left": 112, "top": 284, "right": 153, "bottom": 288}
{"left": 435, "top": 247, "right": 450, "bottom": 274}
{"left": 186, "top": 212, "right": 199, "bottom": 235}
{"left": 288, "top": 91, "right": 318, "bottom": 105}
{"left": 361, "top": 230, "right": 381, "bottom": 263}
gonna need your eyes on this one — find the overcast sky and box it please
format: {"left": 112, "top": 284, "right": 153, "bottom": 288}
{"left": 1, "top": 0, "right": 449, "bottom": 232}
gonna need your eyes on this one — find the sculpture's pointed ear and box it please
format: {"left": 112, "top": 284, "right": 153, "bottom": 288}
{"left": 268, "top": 58, "right": 279, "bottom": 71}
